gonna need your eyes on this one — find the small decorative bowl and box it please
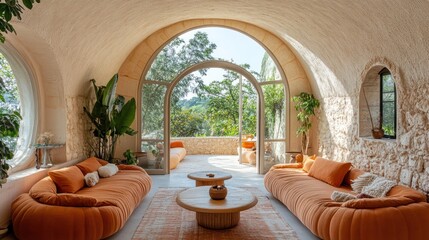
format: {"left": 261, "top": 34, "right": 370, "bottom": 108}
{"left": 209, "top": 185, "right": 227, "bottom": 200}
{"left": 206, "top": 173, "right": 215, "bottom": 177}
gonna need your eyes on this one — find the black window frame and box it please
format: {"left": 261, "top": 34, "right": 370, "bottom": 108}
{"left": 379, "top": 68, "right": 396, "bottom": 139}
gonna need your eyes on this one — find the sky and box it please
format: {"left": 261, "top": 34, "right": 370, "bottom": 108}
{"left": 180, "top": 27, "right": 267, "bottom": 85}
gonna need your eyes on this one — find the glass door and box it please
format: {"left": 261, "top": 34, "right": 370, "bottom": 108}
{"left": 140, "top": 83, "right": 168, "bottom": 174}
{"left": 260, "top": 83, "right": 286, "bottom": 173}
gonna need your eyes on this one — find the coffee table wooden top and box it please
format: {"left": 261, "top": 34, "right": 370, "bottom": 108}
{"left": 176, "top": 186, "right": 257, "bottom": 214}
{"left": 187, "top": 171, "right": 232, "bottom": 182}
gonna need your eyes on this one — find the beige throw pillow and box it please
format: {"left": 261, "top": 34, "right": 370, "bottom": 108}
{"left": 84, "top": 171, "right": 99, "bottom": 187}
{"left": 98, "top": 163, "right": 119, "bottom": 178}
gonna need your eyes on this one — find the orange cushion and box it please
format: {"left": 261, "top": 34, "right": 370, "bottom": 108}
{"left": 342, "top": 197, "right": 415, "bottom": 209}
{"left": 308, "top": 157, "right": 351, "bottom": 187}
{"left": 170, "top": 141, "right": 184, "bottom": 148}
{"left": 342, "top": 168, "right": 365, "bottom": 186}
{"left": 302, "top": 159, "right": 315, "bottom": 172}
{"left": 270, "top": 163, "right": 303, "bottom": 170}
{"left": 48, "top": 166, "right": 85, "bottom": 193}
{"left": 76, "top": 157, "right": 102, "bottom": 175}
{"left": 242, "top": 141, "right": 255, "bottom": 149}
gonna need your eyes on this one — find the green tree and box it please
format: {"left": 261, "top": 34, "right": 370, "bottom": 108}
{"left": 259, "top": 53, "right": 285, "bottom": 139}
{"left": 200, "top": 67, "right": 257, "bottom": 136}
{"left": 0, "top": 61, "right": 21, "bottom": 186}
{"left": 142, "top": 32, "right": 217, "bottom": 138}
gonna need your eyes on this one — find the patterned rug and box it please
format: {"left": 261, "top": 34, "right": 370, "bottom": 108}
{"left": 132, "top": 188, "right": 298, "bottom": 240}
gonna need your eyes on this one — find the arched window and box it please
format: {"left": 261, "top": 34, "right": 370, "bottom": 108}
{"left": 0, "top": 44, "right": 38, "bottom": 171}
{"left": 359, "top": 65, "right": 396, "bottom": 139}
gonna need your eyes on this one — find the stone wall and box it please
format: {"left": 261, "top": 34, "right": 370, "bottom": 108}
{"left": 65, "top": 97, "right": 91, "bottom": 161}
{"left": 172, "top": 137, "right": 239, "bottom": 155}
{"left": 318, "top": 84, "right": 429, "bottom": 197}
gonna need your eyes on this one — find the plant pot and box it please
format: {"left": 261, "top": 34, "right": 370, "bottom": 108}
{"left": 372, "top": 128, "right": 384, "bottom": 139}
{"left": 209, "top": 185, "right": 227, "bottom": 200}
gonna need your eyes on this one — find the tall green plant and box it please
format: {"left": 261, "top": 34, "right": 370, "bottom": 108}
{"left": 83, "top": 74, "right": 137, "bottom": 162}
{"left": 0, "top": 77, "right": 21, "bottom": 187}
{"left": 292, "top": 92, "right": 320, "bottom": 155}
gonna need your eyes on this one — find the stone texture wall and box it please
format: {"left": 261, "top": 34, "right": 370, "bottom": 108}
{"left": 65, "top": 97, "right": 91, "bottom": 161}
{"left": 319, "top": 84, "right": 429, "bottom": 198}
{"left": 172, "top": 137, "right": 239, "bottom": 155}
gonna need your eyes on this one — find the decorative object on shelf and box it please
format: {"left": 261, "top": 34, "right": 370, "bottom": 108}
{"left": 34, "top": 143, "right": 64, "bottom": 168}
{"left": 83, "top": 73, "right": 137, "bottom": 162}
{"left": 362, "top": 88, "right": 384, "bottom": 139}
{"left": 292, "top": 92, "right": 320, "bottom": 155}
{"left": 209, "top": 185, "right": 228, "bottom": 200}
{"left": 37, "top": 131, "right": 54, "bottom": 145}
{"left": 206, "top": 173, "right": 215, "bottom": 177}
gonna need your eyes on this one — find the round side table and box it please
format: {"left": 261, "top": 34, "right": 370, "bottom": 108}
{"left": 187, "top": 171, "right": 232, "bottom": 186}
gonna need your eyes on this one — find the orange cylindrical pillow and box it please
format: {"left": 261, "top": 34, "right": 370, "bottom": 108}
{"left": 342, "top": 197, "right": 415, "bottom": 209}
{"left": 170, "top": 141, "right": 185, "bottom": 148}
{"left": 308, "top": 157, "right": 351, "bottom": 187}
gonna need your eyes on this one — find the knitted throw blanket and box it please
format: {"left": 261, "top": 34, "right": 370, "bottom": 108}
{"left": 351, "top": 172, "right": 396, "bottom": 198}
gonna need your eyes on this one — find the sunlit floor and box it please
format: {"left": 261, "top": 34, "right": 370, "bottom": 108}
{"left": 108, "top": 155, "right": 319, "bottom": 240}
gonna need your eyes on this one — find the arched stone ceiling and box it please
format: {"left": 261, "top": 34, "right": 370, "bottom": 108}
{"left": 8, "top": 0, "right": 429, "bottom": 99}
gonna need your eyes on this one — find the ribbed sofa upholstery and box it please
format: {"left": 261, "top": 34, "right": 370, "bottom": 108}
{"left": 264, "top": 166, "right": 429, "bottom": 240}
{"left": 11, "top": 163, "right": 152, "bottom": 240}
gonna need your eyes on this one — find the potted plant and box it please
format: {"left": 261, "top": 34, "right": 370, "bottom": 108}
{"left": 84, "top": 73, "right": 137, "bottom": 162}
{"left": 292, "top": 92, "right": 320, "bottom": 155}
{"left": 0, "top": 78, "right": 21, "bottom": 187}
{"left": 123, "top": 149, "right": 138, "bottom": 165}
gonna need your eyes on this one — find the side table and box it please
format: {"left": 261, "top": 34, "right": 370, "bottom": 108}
{"left": 34, "top": 143, "right": 64, "bottom": 168}
{"left": 187, "top": 171, "right": 232, "bottom": 186}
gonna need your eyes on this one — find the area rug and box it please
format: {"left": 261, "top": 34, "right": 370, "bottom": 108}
{"left": 132, "top": 188, "right": 298, "bottom": 240}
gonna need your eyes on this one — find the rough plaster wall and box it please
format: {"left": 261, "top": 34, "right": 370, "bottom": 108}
{"left": 65, "top": 97, "right": 91, "bottom": 161}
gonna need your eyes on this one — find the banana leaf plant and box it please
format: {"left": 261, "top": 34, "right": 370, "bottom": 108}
{"left": 83, "top": 73, "right": 137, "bottom": 162}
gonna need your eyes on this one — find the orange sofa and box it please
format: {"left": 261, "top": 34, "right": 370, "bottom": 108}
{"left": 264, "top": 158, "right": 429, "bottom": 240}
{"left": 11, "top": 158, "right": 152, "bottom": 240}
{"left": 170, "top": 140, "right": 186, "bottom": 169}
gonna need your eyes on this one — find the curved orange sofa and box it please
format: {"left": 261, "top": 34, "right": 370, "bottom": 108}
{"left": 264, "top": 160, "right": 429, "bottom": 240}
{"left": 11, "top": 158, "right": 152, "bottom": 240}
{"left": 170, "top": 140, "right": 186, "bottom": 169}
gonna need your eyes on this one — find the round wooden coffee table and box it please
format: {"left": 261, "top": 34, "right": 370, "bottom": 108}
{"left": 187, "top": 171, "right": 232, "bottom": 186}
{"left": 176, "top": 186, "right": 258, "bottom": 229}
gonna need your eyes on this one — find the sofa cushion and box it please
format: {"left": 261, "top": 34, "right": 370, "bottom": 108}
{"left": 98, "top": 163, "right": 119, "bottom": 178}
{"left": 308, "top": 157, "right": 351, "bottom": 187}
{"left": 48, "top": 166, "right": 85, "bottom": 193}
{"left": 76, "top": 157, "right": 103, "bottom": 175}
{"left": 170, "top": 140, "right": 184, "bottom": 148}
{"left": 342, "top": 196, "right": 415, "bottom": 209}
{"left": 84, "top": 171, "right": 100, "bottom": 187}
{"left": 343, "top": 168, "right": 365, "bottom": 186}
{"left": 302, "top": 159, "right": 315, "bottom": 172}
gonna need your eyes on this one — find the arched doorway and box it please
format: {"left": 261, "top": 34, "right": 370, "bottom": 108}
{"left": 118, "top": 19, "right": 312, "bottom": 175}
{"left": 141, "top": 58, "right": 287, "bottom": 174}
